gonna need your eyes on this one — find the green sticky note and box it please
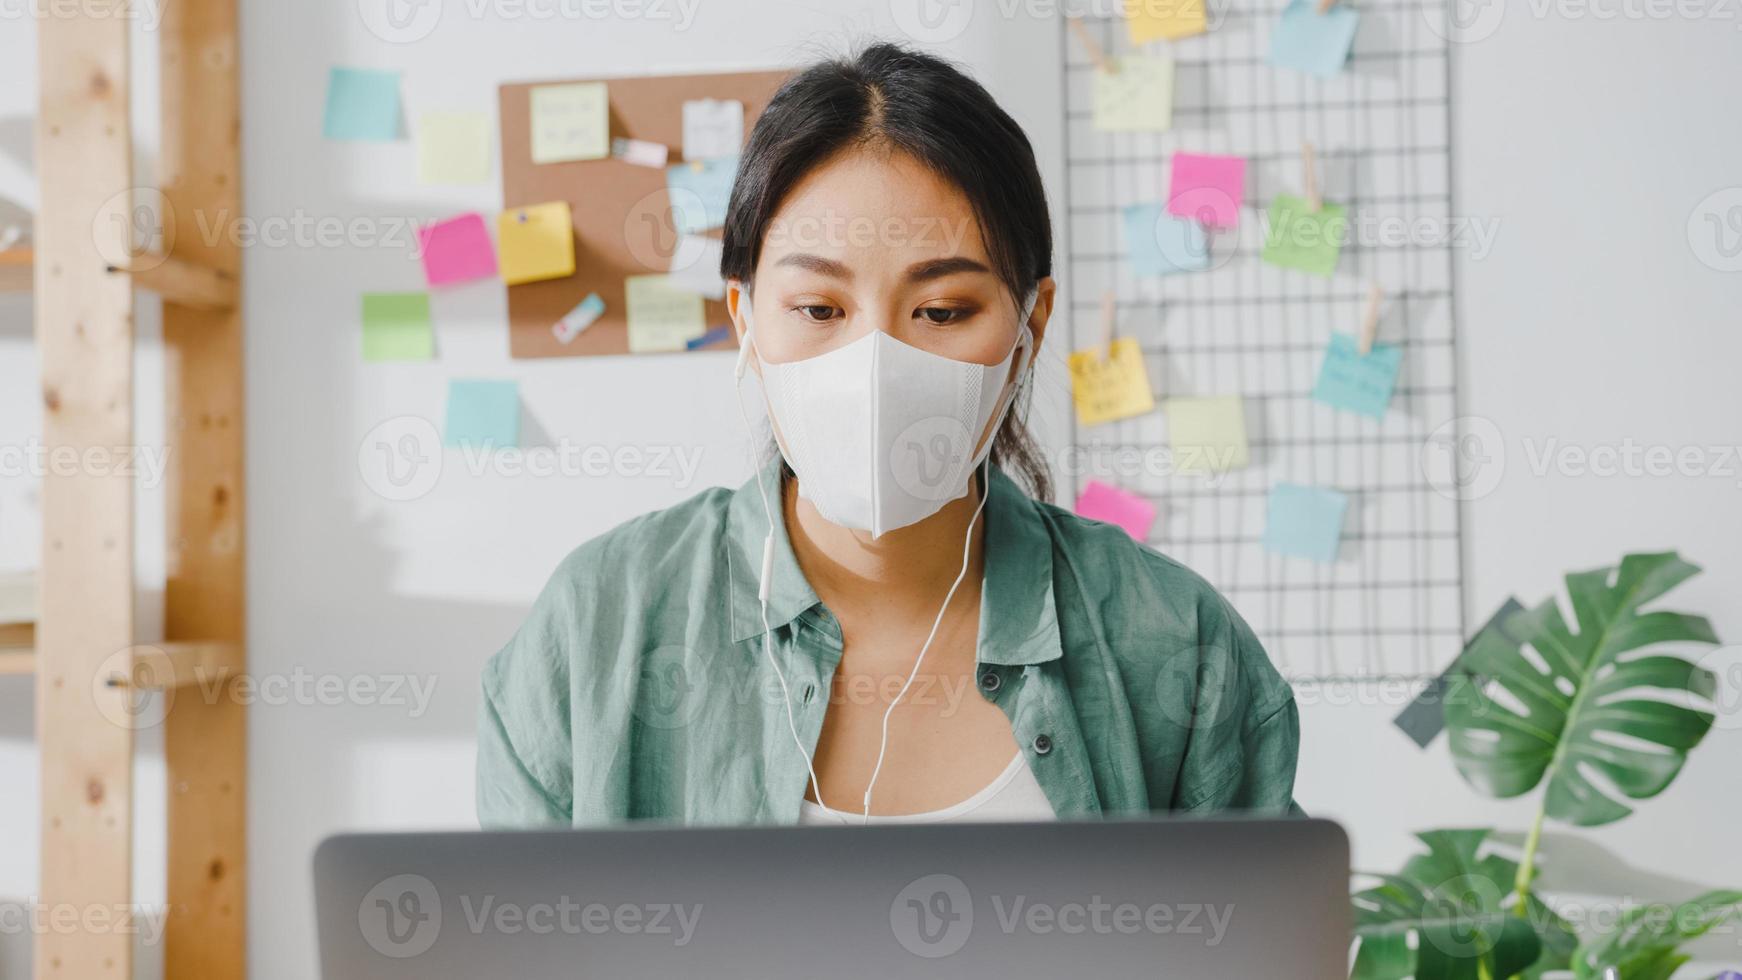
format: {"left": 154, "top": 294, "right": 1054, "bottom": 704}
{"left": 1262, "top": 195, "right": 1346, "bottom": 278}
{"left": 417, "top": 111, "right": 491, "bottom": 185}
{"left": 324, "top": 68, "right": 401, "bottom": 142}
{"left": 1093, "top": 55, "right": 1174, "bottom": 132}
{"left": 625, "top": 274, "right": 706, "bottom": 353}
{"left": 530, "top": 82, "right": 610, "bottom": 164}
{"left": 444, "top": 380, "right": 520, "bottom": 450}
{"left": 361, "top": 292, "right": 433, "bottom": 362}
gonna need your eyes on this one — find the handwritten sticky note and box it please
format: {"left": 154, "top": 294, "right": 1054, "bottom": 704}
{"left": 497, "top": 202, "right": 575, "bottom": 286}
{"left": 1262, "top": 195, "right": 1345, "bottom": 278}
{"left": 1125, "top": 0, "right": 1207, "bottom": 43}
{"left": 666, "top": 158, "right": 738, "bottom": 235}
{"left": 1314, "top": 333, "right": 1403, "bottom": 419}
{"left": 553, "top": 293, "right": 606, "bottom": 345}
{"left": 626, "top": 274, "right": 706, "bottom": 353}
{"left": 682, "top": 99, "right": 744, "bottom": 161}
{"left": 1123, "top": 203, "right": 1210, "bottom": 277}
{"left": 1263, "top": 483, "right": 1349, "bottom": 563}
{"left": 1168, "top": 153, "right": 1246, "bottom": 229}
{"left": 444, "top": 380, "right": 520, "bottom": 450}
{"left": 612, "top": 137, "right": 670, "bottom": 168}
{"left": 530, "top": 82, "right": 609, "bottom": 164}
{"left": 1093, "top": 55, "right": 1174, "bottom": 132}
{"left": 361, "top": 292, "right": 433, "bottom": 362}
{"left": 323, "top": 68, "right": 401, "bottom": 141}
{"left": 416, "top": 111, "right": 490, "bottom": 185}
{"left": 668, "top": 234, "right": 725, "bottom": 299}
{"left": 1069, "top": 338, "right": 1156, "bottom": 427}
{"left": 1076, "top": 481, "right": 1158, "bottom": 542}
{"left": 1271, "top": 0, "right": 1361, "bottom": 77}
{"left": 417, "top": 213, "right": 496, "bottom": 287}
{"left": 1165, "top": 396, "right": 1249, "bottom": 474}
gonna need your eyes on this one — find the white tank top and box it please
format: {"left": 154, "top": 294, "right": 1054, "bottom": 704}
{"left": 797, "top": 752, "right": 1056, "bottom": 825}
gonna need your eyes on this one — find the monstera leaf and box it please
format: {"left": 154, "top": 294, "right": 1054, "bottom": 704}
{"left": 1445, "top": 552, "right": 1720, "bottom": 826}
{"left": 1571, "top": 889, "right": 1742, "bottom": 980}
{"left": 1351, "top": 830, "right": 1576, "bottom": 980}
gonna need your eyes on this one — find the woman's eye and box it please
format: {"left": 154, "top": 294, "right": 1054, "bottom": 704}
{"left": 795, "top": 305, "right": 839, "bottom": 323}
{"left": 916, "top": 307, "right": 971, "bottom": 325}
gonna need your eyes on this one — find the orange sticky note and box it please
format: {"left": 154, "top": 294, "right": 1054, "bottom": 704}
{"left": 497, "top": 202, "right": 575, "bottom": 286}
{"left": 1069, "top": 338, "right": 1156, "bottom": 427}
{"left": 1126, "top": 0, "right": 1208, "bottom": 44}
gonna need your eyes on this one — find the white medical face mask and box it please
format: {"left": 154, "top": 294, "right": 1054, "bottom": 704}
{"left": 743, "top": 291, "right": 1036, "bottom": 538}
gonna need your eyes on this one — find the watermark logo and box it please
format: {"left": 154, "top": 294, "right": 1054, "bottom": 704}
{"left": 1695, "top": 645, "right": 1742, "bottom": 732}
{"left": 1424, "top": 0, "right": 1505, "bottom": 43}
{"left": 92, "top": 187, "right": 174, "bottom": 272}
{"left": 890, "top": 0, "right": 976, "bottom": 42}
{"left": 358, "top": 0, "right": 444, "bottom": 43}
{"left": 1421, "top": 416, "right": 1505, "bottom": 501}
{"left": 891, "top": 416, "right": 975, "bottom": 502}
{"left": 1689, "top": 187, "right": 1742, "bottom": 273}
{"left": 91, "top": 646, "right": 174, "bottom": 732}
{"left": 359, "top": 415, "right": 445, "bottom": 503}
{"left": 359, "top": 874, "right": 443, "bottom": 959}
{"left": 891, "top": 874, "right": 975, "bottom": 958}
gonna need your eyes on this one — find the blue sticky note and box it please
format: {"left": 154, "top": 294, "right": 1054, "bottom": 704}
{"left": 323, "top": 67, "right": 402, "bottom": 141}
{"left": 1270, "top": 0, "right": 1361, "bottom": 78}
{"left": 1313, "top": 333, "right": 1403, "bottom": 419}
{"left": 686, "top": 325, "right": 733, "bottom": 350}
{"left": 666, "top": 158, "right": 739, "bottom": 235}
{"left": 444, "top": 380, "right": 520, "bottom": 450}
{"left": 1263, "top": 483, "right": 1349, "bottom": 564}
{"left": 1122, "top": 204, "right": 1211, "bottom": 276}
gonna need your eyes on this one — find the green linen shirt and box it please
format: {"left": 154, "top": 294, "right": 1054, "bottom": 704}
{"left": 477, "top": 459, "right": 1302, "bottom": 827}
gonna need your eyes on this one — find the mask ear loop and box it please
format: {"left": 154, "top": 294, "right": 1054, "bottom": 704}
{"left": 731, "top": 286, "right": 832, "bottom": 817}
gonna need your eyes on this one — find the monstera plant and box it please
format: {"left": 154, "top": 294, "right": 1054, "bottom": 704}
{"left": 1351, "top": 552, "right": 1738, "bottom": 979}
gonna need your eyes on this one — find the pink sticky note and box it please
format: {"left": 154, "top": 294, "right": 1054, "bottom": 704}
{"left": 418, "top": 213, "right": 497, "bottom": 286}
{"left": 1075, "top": 481, "right": 1158, "bottom": 542}
{"left": 1167, "top": 153, "right": 1247, "bottom": 229}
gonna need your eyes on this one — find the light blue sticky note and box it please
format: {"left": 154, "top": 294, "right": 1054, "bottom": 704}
{"left": 323, "top": 67, "right": 402, "bottom": 141}
{"left": 1122, "top": 203, "right": 1211, "bottom": 276}
{"left": 1263, "top": 483, "right": 1349, "bottom": 564}
{"left": 444, "top": 380, "right": 520, "bottom": 450}
{"left": 1270, "top": 0, "right": 1361, "bottom": 78}
{"left": 666, "top": 158, "right": 739, "bottom": 235}
{"left": 1313, "top": 333, "right": 1403, "bottom": 419}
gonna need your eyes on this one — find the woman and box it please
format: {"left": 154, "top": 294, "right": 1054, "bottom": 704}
{"left": 478, "top": 42, "right": 1300, "bottom": 826}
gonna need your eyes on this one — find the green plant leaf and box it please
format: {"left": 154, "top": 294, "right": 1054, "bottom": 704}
{"left": 1351, "top": 830, "right": 1573, "bottom": 979}
{"left": 1571, "top": 889, "right": 1742, "bottom": 980}
{"left": 1445, "top": 552, "right": 1721, "bottom": 827}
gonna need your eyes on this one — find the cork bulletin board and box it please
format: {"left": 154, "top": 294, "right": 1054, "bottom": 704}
{"left": 497, "top": 68, "right": 791, "bottom": 359}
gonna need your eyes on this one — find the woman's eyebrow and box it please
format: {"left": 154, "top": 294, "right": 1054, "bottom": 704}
{"left": 904, "top": 256, "right": 992, "bottom": 283}
{"left": 773, "top": 253, "right": 853, "bottom": 278}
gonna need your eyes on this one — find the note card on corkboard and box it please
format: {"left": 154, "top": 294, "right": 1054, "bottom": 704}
{"left": 498, "top": 68, "right": 791, "bottom": 359}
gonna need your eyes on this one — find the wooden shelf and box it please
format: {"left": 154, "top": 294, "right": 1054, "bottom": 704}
{"left": 0, "top": 247, "right": 29, "bottom": 292}
{"left": 0, "top": 647, "right": 31, "bottom": 676}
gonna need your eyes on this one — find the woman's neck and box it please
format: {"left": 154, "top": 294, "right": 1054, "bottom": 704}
{"left": 782, "top": 468, "right": 988, "bottom": 627}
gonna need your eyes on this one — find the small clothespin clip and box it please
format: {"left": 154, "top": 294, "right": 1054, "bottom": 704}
{"left": 1317, "top": 0, "right": 1339, "bottom": 12}
{"left": 1357, "top": 283, "right": 1384, "bottom": 355}
{"left": 1099, "top": 290, "right": 1118, "bottom": 361}
{"left": 1301, "top": 140, "right": 1323, "bottom": 213}
{"left": 1069, "top": 17, "right": 1115, "bottom": 74}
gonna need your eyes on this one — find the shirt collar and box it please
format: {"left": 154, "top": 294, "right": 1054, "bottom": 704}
{"left": 725, "top": 457, "right": 1065, "bottom": 668}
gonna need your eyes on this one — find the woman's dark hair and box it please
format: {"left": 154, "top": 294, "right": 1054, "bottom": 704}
{"left": 721, "top": 42, "right": 1055, "bottom": 501}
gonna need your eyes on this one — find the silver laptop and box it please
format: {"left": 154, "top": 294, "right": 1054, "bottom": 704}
{"left": 315, "top": 818, "right": 1349, "bottom": 979}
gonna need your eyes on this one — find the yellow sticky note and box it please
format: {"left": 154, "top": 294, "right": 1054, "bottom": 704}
{"left": 625, "top": 274, "right": 705, "bottom": 353}
{"left": 497, "top": 202, "right": 575, "bottom": 286}
{"left": 417, "top": 111, "right": 491, "bottom": 185}
{"left": 1165, "top": 396, "right": 1250, "bottom": 474}
{"left": 1126, "top": 0, "right": 1208, "bottom": 44}
{"left": 1093, "top": 56, "right": 1175, "bottom": 132}
{"left": 530, "top": 82, "right": 609, "bottom": 164}
{"left": 1069, "top": 338, "right": 1156, "bottom": 427}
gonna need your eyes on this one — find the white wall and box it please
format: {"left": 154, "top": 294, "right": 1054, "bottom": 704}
{"left": 0, "top": 2, "right": 1737, "bottom": 978}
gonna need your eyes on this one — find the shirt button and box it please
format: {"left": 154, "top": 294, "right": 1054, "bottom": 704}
{"left": 978, "top": 671, "right": 1001, "bottom": 694}
{"left": 1032, "top": 733, "right": 1053, "bottom": 755}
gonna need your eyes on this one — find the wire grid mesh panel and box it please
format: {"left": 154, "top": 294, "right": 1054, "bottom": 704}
{"left": 1059, "top": 2, "right": 1463, "bottom": 681}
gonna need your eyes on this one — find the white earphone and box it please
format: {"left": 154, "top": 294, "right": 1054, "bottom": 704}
{"left": 729, "top": 284, "right": 1033, "bottom": 823}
